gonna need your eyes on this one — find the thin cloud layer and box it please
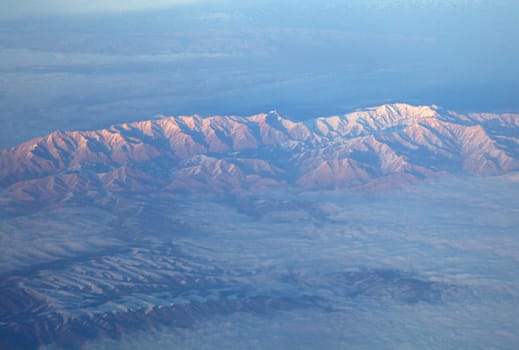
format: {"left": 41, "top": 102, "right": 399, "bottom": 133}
{"left": 0, "top": 0, "right": 209, "bottom": 19}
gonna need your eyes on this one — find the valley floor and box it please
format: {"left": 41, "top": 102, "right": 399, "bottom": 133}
{"left": 1, "top": 174, "right": 519, "bottom": 349}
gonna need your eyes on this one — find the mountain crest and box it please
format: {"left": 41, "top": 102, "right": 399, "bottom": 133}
{"left": 1, "top": 103, "right": 518, "bottom": 206}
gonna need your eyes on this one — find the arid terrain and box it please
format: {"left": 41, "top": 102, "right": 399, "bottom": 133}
{"left": 1, "top": 104, "right": 519, "bottom": 349}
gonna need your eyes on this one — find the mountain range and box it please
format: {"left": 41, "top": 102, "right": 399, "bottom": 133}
{"left": 1, "top": 102, "right": 519, "bottom": 349}
{"left": 1, "top": 103, "right": 518, "bottom": 208}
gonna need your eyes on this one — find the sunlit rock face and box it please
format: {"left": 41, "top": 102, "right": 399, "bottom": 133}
{"left": 1, "top": 103, "right": 518, "bottom": 208}
{"left": 1, "top": 104, "right": 519, "bottom": 349}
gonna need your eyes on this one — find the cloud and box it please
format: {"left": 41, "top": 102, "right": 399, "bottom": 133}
{"left": 0, "top": 0, "right": 210, "bottom": 19}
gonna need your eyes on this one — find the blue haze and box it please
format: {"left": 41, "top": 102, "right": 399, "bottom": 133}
{"left": 0, "top": 0, "right": 518, "bottom": 147}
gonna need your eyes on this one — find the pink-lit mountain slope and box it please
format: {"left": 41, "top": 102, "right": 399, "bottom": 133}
{"left": 1, "top": 103, "right": 518, "bottom": 205}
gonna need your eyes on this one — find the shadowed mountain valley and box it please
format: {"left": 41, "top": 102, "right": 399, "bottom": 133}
{"left": 1, "top": 103, "right": 518, "bottom": 210}
{"left": 1, "top": 104, "right": 519, "bottom": 349}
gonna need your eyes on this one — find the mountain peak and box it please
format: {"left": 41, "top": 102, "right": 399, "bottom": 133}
{"left": 364, "top": 103, "right": 440, "bottom": 120}
{"left": 1, "top": 103, "right": 518, "bottom": 207}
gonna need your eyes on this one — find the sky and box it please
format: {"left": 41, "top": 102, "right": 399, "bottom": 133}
{"left": 0, "top": 0, "right": 206, "bottom": 19}
{"left": 1, "top": 0, "right": 514, "bottom": 19}
{"left": 0, "top": 0, "right": 518, "bottom": 147}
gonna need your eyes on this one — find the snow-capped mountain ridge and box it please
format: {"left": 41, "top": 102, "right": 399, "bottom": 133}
{"left": 1, "top": 103, "right": 518, "bottom": 206}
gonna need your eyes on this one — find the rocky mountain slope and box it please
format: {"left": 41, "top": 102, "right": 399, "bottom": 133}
{"left": 1, "top": 103, "right": 518, "bottom": 206}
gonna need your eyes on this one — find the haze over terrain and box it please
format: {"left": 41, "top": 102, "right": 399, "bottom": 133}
{"left": 0, "top": 0, "right": 518, "bottom": 147}
{"left": 1, "top": 1, "right": 519, "bottom": 349}
{"left": 1, "top": 103, "right": 519, "bottom": 349}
